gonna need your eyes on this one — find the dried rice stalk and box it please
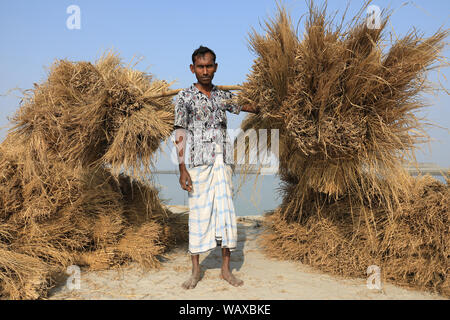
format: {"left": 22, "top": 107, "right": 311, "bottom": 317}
{"left": 0, "top": 51, "right": 188, "bottom": 299}
{"left": 239, "top": 1, "right": 449, "bottom": 297}
{"left": 237, "top": 2, "right": 447, "bottom": 214}
{"left": 9, "top": 50, "right": 174, "bottom": 179}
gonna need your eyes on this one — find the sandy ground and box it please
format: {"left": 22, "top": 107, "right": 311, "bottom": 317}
{"left": 49, "top": 205, "right": 446, "bottom": 300}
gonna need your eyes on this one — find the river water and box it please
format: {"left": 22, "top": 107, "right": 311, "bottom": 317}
{"left": 153, "top": 173, "right": 282, "bottom": 217}
{"left": 152, "top": 173, "right": 446, "bottom": 217}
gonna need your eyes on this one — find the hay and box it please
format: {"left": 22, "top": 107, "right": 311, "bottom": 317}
{"left": 261, "top": 174, "right": 449, "bottom": 296}
{"left": 0, "top": 246, "right": 49, "bottom": 300}
{"left": 0, "top": 51, "right": 188, "bottom": 299}
{"left": 237, "top": 1, "right": 446, "bottom": 206}
{"left": 238, "top": 1, "right": 448, "bottom": 296}
{"left": 10, "top": 51, "right": 174, "bottom": 178}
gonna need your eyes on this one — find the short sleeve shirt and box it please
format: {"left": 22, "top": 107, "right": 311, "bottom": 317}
{"left": 174, "top": 84, "right": 241, "bottom": 167}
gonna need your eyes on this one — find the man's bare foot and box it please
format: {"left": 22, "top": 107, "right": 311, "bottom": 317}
{"left": 220, "top": 270, "right": 243, "bottom": 287}
{"left": 182, "top": 271, "right": 201, "bottom": 290}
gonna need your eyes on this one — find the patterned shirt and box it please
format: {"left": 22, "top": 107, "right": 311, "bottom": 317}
{"left": 174, "top": 84, "right": 242, "bottom": 167}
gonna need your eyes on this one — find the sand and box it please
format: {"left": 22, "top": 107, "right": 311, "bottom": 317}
{"left": 48, "top": 205, "right": 446, "bottom": 300}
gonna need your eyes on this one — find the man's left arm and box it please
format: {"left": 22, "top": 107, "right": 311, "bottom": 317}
{"left": 223, "top": 91, "right": 258, "bottom": 114}
{"left": 240, "top": 104, "right": 258, "bottom": 114}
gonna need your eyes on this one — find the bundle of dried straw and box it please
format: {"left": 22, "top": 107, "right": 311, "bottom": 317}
{"left": 236, "top": 1, "right": 449, "bottom": 296}
{"left": 0, "top": 51, "right": 187, "bottom": 299}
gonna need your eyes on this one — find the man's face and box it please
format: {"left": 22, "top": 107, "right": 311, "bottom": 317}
{"left": 190, "top": 52, "right": 217, "bottom": 86}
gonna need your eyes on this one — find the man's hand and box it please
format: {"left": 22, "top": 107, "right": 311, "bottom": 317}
{"left": 179, "top": 164, "right": 193, "bottom": 192}
{"left": 241, "top": 104, "right": 259, "bottom": 114}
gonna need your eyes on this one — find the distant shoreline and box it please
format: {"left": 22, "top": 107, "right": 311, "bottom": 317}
{"left": 152, "top": 163, "right": 449, "bottom": 176}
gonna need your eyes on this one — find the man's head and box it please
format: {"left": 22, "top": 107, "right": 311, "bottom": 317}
{"left": 190, "top": 46, "right": 217, "bottom": 87}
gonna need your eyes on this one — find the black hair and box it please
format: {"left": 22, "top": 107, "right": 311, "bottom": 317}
{"left": 192, "top": 46, "right": 216, "bottom": 65}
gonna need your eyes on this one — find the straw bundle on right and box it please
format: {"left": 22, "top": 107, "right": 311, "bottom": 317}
{"left": 237, "top": 2, "right": 447, "bottom": 216}
{"left": 261, "top": 174, "right": 449, "bottom": 295}
{"left": 236, "top": 2, "right": 449, "bottom": 296}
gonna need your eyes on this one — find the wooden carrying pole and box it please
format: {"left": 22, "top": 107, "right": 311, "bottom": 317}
{"left": 147, "top": 85, "right": 242, "bottom": 99}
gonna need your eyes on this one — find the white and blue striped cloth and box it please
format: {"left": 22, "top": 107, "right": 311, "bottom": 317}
{"left": 187, "top": 144, "right": 237, "bottom": 255}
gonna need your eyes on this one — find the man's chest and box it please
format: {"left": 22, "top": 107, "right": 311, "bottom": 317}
{"left": 188, "top": 94, "right": 227, "bottom": 127}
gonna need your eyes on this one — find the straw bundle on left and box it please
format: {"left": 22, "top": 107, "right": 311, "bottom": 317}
{"left": 0, "top": 51, "right": 187, "bottom": 299}
{"left": 10, "top": 51, "right": 174, "bottom": 178}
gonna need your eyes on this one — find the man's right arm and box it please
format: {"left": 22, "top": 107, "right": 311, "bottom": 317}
{"left": 174, "top": 92, "right": 192, "bottom": 192}
{"left": 175, "top": 127, "right": 191, "bottom": 192}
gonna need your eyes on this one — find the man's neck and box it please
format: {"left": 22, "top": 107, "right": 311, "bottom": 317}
{"left": 195, "top": 82, "right": 213, "bottom": 94}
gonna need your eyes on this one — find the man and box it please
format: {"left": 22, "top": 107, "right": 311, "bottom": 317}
{"left": 174, "top": 46, "right": 257, "bottom": 289}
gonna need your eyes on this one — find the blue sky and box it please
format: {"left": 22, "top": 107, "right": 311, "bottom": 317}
{"left": 1, "top": 0, "right": 448, "bottom": 168}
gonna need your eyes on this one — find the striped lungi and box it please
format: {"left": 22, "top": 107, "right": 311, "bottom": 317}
{"left": 187, "top": 144, "right": 237, "bottom": 255}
